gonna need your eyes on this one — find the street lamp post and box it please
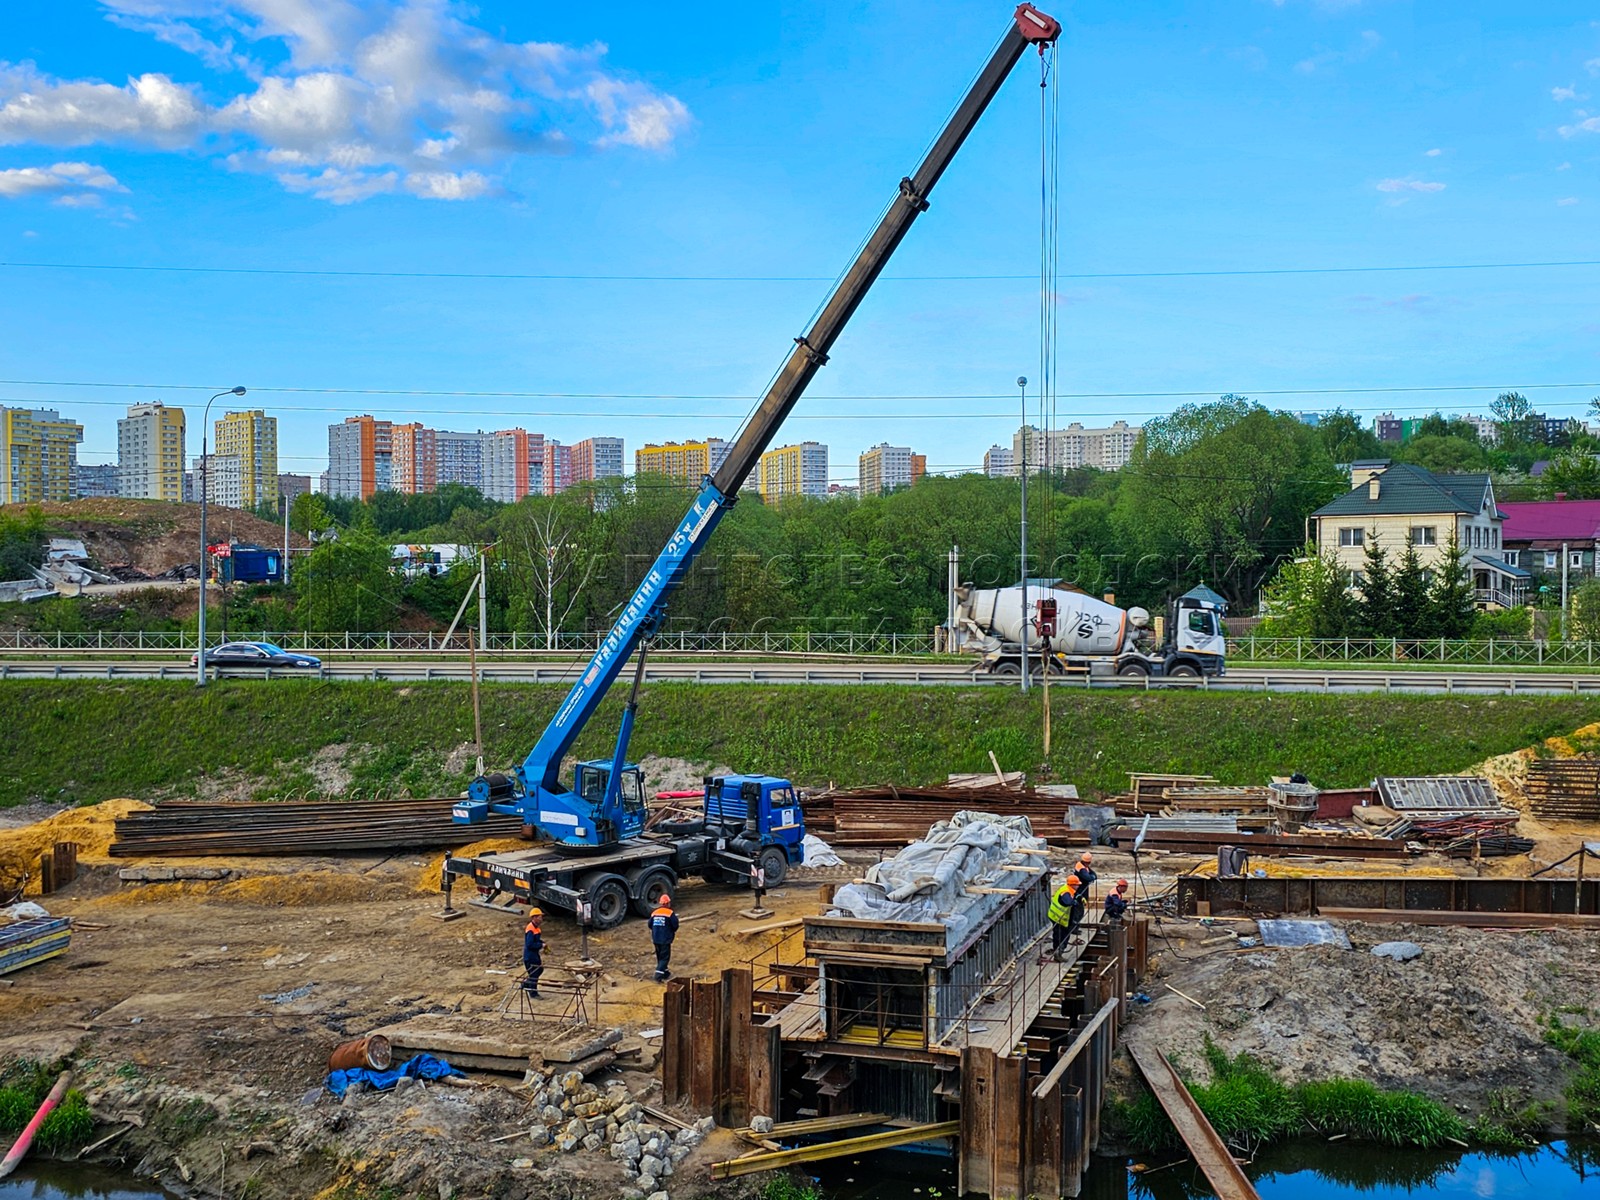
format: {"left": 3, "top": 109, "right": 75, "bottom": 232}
{"left": 1017, "top": 375, "right": 1029, "bottom": 695}
{"left": 196, "top": 386, "right": 248, "bottom": 686}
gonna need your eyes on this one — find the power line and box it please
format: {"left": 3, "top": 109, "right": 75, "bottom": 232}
{"left": 5, "top": 257, "right": 1600, "bottom": 283}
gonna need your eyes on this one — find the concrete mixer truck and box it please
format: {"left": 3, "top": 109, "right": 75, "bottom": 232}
{"left": 951, "top": 583, "right": 1227, "bottom": 679}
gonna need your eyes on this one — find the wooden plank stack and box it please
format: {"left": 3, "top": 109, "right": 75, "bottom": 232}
{"left": 803, "top": 786, "right": 1090, "bottom": 848}
{"left": 1524, "top": 758, "right": 1600, "bottom": 821}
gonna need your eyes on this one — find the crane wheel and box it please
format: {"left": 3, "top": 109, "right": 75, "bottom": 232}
{"left": 630, "top": 868, "right": 677, "bottom": 918}
{"left": 758, "top": 846, "right": 789, "bottom": 887}
{"left": 578, "top": 874, "right": 631, "bottom": 930}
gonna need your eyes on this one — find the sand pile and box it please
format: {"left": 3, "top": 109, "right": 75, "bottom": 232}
{"left": 0, "top": 798, "right": 151, "bottom": 895}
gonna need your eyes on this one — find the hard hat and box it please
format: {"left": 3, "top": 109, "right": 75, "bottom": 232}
{"left": 1079, "top": 851, "right": 1093, "bottom": 864}
{"left": 659, "top": 895, "right": 672, "bottom": 906}
{"left": 1116, "top": 879, "right": 1129, "bottom": 891}
{"left": 527, "top": 907, "right": 543, "bottom": 916}
{"left": 1064, "top": 874, "right": 1081, "bottom": 890}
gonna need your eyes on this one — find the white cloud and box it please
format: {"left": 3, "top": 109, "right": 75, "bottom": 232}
{"left": 1559, "top": 161, "right": 1572, "bottom": 170}
{"left": 0, "top": 160, "right": 127, "bottom": 201}
{"left": 0, "top": 1, "right": 692, "bottom": 203}
{"left": 1376, "top": 178, "right": 1446, "bottom": 193}
{"left": 1553, "top": 85, "right": 1581, "bottom": 101}
{"left": 0, "top": 65, "right": 206, "bottom": 147}
{"left": 1588, "top": 57, "right": 1600, "bottom": 75}
{"left": 1296, "top": 29, "right": 1382, "bottom": 75}
{"left": 1560, "top": 116, "right": 1600, "bottom": 136}
{"left": 1557, "top": 196, "right": 1579, "bottom": 205}
{"left": 1424, "top": 147, "right": 1442, "bottom": 156}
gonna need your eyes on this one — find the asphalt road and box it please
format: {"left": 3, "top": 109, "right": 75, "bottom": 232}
{"left": 4, "top": 659, "right": 1600, "bottom": 694}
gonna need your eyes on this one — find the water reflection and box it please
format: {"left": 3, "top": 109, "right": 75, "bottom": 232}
{"left": 0, "top": 1161, "right": 174, "bottom": 1200}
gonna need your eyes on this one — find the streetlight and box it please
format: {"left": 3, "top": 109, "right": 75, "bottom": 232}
{"left": 1017, "top": 375, "right": 1029, "bottom": 695}
{"left": 196, "top": 386, "right": 247, "bottom": 686}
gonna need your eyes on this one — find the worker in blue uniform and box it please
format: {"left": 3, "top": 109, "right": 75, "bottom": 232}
{"left": 650, "top": 894, "right": 680, "bottom": 982}
{"left": 521, "top": 907, "right": 544, "bottom": 998}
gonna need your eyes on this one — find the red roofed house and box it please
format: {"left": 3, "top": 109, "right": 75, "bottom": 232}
{"left": 1498, "top": 499, "right": 1600, "bottom": 593}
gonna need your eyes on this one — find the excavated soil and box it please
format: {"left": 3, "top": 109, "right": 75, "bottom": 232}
{"left": 33, "top": 498, "right": 307, "bottom": 575}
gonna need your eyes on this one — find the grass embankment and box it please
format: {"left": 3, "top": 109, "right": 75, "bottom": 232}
{"left": 2, "top": 682, "right": 1598, "bottom": 808}
{"left": 1112, "top": 1042, "right": 1470, "bottom": 1155}
{"left": 0, "top": 1064, "right": 92, "bottom": 1154}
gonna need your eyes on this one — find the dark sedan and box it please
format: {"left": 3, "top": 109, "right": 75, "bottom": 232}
{"left": 190, "top": 642, "right": 322, "bottom": 669}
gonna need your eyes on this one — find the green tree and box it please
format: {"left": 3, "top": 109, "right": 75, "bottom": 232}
{"left": 289, "top": 492, "right": 331, "bottom": 537}
{"left": 1257, "top": 544, "right": 1354, "bottom": 637}
{"left": 1395, "top": 435, "right": 1489, "bottom": 475}
{"left": 1428, "top": 533, "right": 1477, "bottom": 639}
{"left": 1538, "top": 451, "right": 1600, "bottom": 500}
{"left": 293, "top": 527, "right": 403, "bottom": 631}
{"left": 0, "top": 506, "right": 47, "bottom": 579}
{"left": 1571, "top": 581, "right": 1600, "bottom": 642}
{"left": 1316, "top": 409, "right": 1383, "bottom": 465}
{"left": 1390, "top": 538, "right": 1431, "bottom": 637}
{"left": 1118, "top": 397, "right": 1345, "bottom": 608}
{"left": 1356, "top": 532, "right": 1393, "bottom": 637}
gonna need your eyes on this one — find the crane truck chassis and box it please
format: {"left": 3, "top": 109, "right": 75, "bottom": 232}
{"left": 443, "top": 775, "right": 804, "bottom": 929}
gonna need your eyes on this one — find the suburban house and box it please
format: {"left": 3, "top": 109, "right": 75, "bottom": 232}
{"left": 1310, "top": 460, "right": 1530, "bottom": 608}
{"left": 1498, "top": 499, "right": 1600, "bottom": 587}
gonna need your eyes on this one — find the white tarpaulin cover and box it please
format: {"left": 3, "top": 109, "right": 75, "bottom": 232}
{"left": 827, "top": 811, "right": 1047, "bottom": 948}
{"left": 801, "top": 834, "right": 844, "bottom": 868}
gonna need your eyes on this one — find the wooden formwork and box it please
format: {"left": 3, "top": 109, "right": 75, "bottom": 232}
{"left": 664, "top": 915, "right": 1152, "bottom": 1198}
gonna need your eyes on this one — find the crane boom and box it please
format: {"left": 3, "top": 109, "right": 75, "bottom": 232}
{"left": 461, "top": 4, "right": 1061, "bottom": 846}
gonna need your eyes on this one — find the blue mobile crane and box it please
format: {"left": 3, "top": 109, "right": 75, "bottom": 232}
{"left": 442, "top": 4, "right": 1063, "bottom": 929}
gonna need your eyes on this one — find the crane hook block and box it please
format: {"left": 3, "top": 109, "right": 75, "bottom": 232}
{"left": 1014, "top": 4, "right": 1061, "bottom": 43}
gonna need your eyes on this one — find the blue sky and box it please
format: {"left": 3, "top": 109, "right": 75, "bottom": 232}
{"left": 2, "top": 0, "right": 1599, "bottom": 485}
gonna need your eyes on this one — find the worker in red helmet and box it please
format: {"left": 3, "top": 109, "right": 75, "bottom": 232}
{"left": 1104, "top": 879, "right": 1130, "bottom": 924}
{"left": 650, "top": 894, "right": 679, "bottom": 982}
{"left": 521, "top": 907, "right": 544, "bottom": 998}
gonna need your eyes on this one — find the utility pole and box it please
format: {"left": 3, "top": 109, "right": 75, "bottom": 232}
{"left": 282, "top": 494, "right": 290, "bottom": 588}
{"left": 547, "top": 545, "right": 556, "bottom": 652}
{"left": 1018, "top": 376, "right": 1029, "bottom": 694}
{"left": 476, "top": 546, "right": 488, "bottom": 774}
{"left": 1562, "top": 540, "right": 1571, "bottom": 638}
{"left": 947, "top": 544, "right": 960, "bottom": 653}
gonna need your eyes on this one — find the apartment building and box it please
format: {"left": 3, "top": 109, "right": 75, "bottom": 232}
{"left": 391, "top": 423, "right": 438, "bottom": 494}
{"left": 76, "top": 463, "right": 120, "bottom": 499}
{"left": 543, "top": 440, "right": 574, "bottom": 495}
{"left": 1012, "top": 421, "right": 1139, "bottom": 473}
{"left": 757, "top": 441, "right": 829, "bottom": 502}
{"left": 116, "top": 401, "right": 186, "bottom": 500}
{"left": 984, "top": 445, "right": 1014, "bottom": 477}
{"left": 326, "top": 416, "right": 392, "bottom": 500}
{"left": 859, "top": 442, "right": 916, "bottom": 496}
{"left": 436, "top": 430, "right": 486, "bottom": 491}
{"left": 214, "top": 410, "right": 278, "bottom": 508}
{"left": 635, "top": 438, "right": 730, "bottom": 482}
{"left": 1, "top": 406, "right": 83, "bottom": 504}
{"left": 278, "top": 473, "right": 312, "bottom": 502}
{"left": 571, "top": 436, "right": 624, "bottom": 483}
{"left": 193, "top": 453, "right": 244, "bottom": 509}
{"left": 483, "top": 429, "right": 544, "bottom": 502}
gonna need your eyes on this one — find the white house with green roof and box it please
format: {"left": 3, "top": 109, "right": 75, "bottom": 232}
{"left": 1310, "top": 460, "right": 1530, "bottom": 608}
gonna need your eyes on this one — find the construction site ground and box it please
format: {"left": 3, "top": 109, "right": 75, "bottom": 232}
{"left": 1, "top": 739, "right": 1597, "bottom": 1197}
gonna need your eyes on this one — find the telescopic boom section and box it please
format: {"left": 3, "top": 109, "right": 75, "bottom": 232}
{"left": 509, "top": 4, "right": 1061, "bottom": 802}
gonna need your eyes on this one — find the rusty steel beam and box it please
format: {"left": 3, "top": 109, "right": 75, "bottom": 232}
{"left": 1128, "top": 1044, "right": 1260, "bottom": 1200}
{"left": 1318, "top": 907, "right": 1600, "bottom": 930}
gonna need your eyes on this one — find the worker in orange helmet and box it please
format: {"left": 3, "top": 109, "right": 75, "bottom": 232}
{"left": 521, "top": 907, "right": 544, "bottom": 998}
{"left": 650, "top": 894, "right": 679, "bottom": 982}
{"left": 1072, "top": 851, "right": 1097, "bottom": 895}
{"left": 1104, "top": 879, "right": 1130, "bottom": 924}
{"left": 1045, "top": 872, "right": 1082, "bottom": 960}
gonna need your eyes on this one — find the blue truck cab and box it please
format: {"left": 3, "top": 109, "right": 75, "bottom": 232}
{"left": 701, "top": 774, "right": 806, "bottom": 885}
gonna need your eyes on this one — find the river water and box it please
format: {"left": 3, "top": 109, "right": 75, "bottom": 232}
{"left": 809, "top": 1137, "right": 1600, "bottom": 1199}
{"left": 2, "top": 1139, "right": 1595, "bottom": 1199}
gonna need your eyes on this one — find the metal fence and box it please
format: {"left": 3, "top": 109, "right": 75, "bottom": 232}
{"left": 7, "top": 628, "right": 1600, "bottom": 666}
{"left": 0, "top": 629, "right": 942, "bottom": 655}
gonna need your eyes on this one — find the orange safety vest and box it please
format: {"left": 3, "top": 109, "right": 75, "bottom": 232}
{"left": 525, "top": 920, "right": 541, "bottom": 935}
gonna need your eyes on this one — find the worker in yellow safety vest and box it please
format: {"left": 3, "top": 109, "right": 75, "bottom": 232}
{"left": 1046, "top": 872, "right": 1082, "bottom": 959}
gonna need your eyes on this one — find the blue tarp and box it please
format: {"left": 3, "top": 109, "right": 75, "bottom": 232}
{"left": 325, "top": 1053, "right": 464, "bottom": 1097}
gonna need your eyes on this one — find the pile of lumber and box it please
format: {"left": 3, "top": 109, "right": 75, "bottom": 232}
{"left": 1380, "top": 814, "right": 1532, "bottom": 858}
{"left": 1106, "top": 826, "right": 1410, "bottom": 859}
{"left": 111, "top": 798, "right": 527, "bottom": 857}
{"left": 1107, "top": 774, "right": 1219, "bottom": 816}
{"left": 1524, "top": 758, "right": 1600, "bottom": 821}
{"left": 803, "top": 786, "right": 1089, "bottom": 847}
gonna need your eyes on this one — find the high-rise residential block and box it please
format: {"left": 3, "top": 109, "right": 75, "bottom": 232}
{"left": 757, "top": 441, "right": 830, "bottom": 502}
{"left": 117, "top": 401, "right": 186, "bottom": 500}
{"left": 1, "top": 406, "right": 83, "bottom": 504}
{"left": 435, "top": 430, "right": 487, "bottom": 491}
{"left": 571, "top": 436, "right": 624, "bottom": 483}
{"left": 214, "top": 410, "right": 278, "bottom": 508}
{"left": 483, "top": 429, "right": 544, "bottom": 502}
{"left": 326, "top": 415, "right": 392, "bottom": 500}
{"left": 634, "top": 438, "right": 729, "bottom": 482}
{"left": 983, "top": 445, "right": 1015, "bottom": 477}
{"left": 858, "top": 442, "right": 915, "bottom": 496}
{"left": 1012, "top": 421, "right": 1138, "bottom": 473}
{"left": 193, "top": 453, "right": 244, "bottom": 509}
{"left": 391, "top": 423, "right": 438, "bottom": 494}
{"left": 76, "top": 463, "right": 120, "bottom": 498}
{"left": 543, "top": 440, "right": 574, "bottom": 495}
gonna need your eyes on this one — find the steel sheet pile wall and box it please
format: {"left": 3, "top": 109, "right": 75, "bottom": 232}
{"left": 662, "top": 968, "right": 780, "bottom": 1125}
{"left": 1525, "top": 758, "right": 1600, "bottom": 820}
{"left": 1179, "top": 874, "right": 1600, "bottom": 917}
{"left": 936, "top": 879, "right": 1050, "bottom": 1038}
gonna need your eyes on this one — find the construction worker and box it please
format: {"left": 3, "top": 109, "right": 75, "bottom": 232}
{"left": 522, "top": 907, "right": 544, "bottom": 998}
{"left": 650, "top": 894, "right": 679, "bottom": 982}
{"left": 1072, "top": 851, "right": 1097, "bottom": 895}
{"left": 1104, "top": 879, "right": 1130, "bottom": 924}
{"left": 1046, "top": 872, "right": 1081, "bottom": 958}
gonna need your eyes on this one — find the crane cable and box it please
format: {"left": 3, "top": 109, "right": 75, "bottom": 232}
{"left": 1037, "top": 43, "right": 1062, "bottom": 572}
